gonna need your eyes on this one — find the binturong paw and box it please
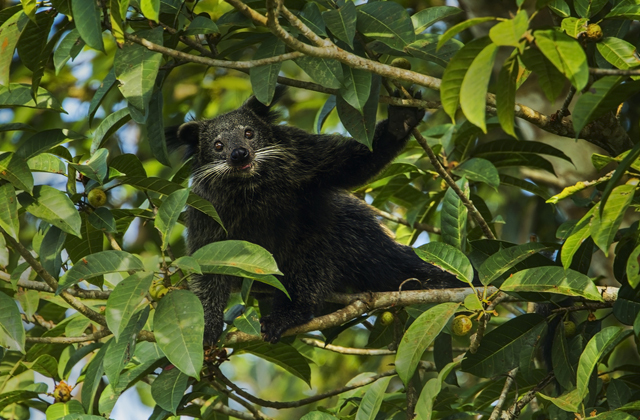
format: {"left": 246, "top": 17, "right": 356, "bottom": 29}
{"left": 387, "top": 89, "right": 426, "bottom": 139}
{"left": 260, "top": 315, "right": 286, "bottom": 344}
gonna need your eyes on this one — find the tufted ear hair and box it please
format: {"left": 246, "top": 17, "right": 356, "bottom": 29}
{"left": 165, "top": 121, "right": 200, "bottom": 160}
{"left": 242, "top": 85, "right": 287, "bottom": 123}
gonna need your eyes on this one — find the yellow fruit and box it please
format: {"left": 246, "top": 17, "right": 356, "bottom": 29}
{"left": 452, "top": 315, "right": 473, "bottom": 336}
{"left": 564, "top": 320, "right": 577, "bottom": 337}
{"left": 390, "top": 57, "right": 411, "bottom": 70}
{"left": 53, "top": 381, "right": 72, "bottom": 402}
{"left": 149, "top": 282, "right": 169, "bottom": 300}
{"left": 87, "top": 188, "right": 107, "bottom": 207}
{"left": 586, "top": 24, "right": 603, "bottom": 42}
{"left": 380, "top": 311, "right": 394, "bottom": 326}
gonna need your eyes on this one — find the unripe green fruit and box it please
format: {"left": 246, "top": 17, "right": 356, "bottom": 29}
{"left": 88, "top": 188, "right": 107, "bottom": 207}
{"left": 586, "top": 24, "right": 603, "bottom": 42}
{"left": 390, "top": 57, "right": 411, "bottom": 70}
{"left": 149, "top": 282, "right": 169, "bottom": 300}
{"left": 452, "top": 315, "right": 473, "bottom": 336}
{"left": 380, "top": 311, "right": 394, "bottom": 326}
{"left": 564, "top": 320, "right": 577, "bottom": 337}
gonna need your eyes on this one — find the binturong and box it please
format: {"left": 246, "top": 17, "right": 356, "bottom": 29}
{"left": 166, "top": 87, "right": 463, "bottom": 344}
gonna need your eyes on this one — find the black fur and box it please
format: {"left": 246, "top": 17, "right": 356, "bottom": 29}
{"left": 169, "top": 88, "right": 463, "bottom": 344}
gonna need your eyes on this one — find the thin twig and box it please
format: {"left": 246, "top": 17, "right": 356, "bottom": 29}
{"left": 300, "top": 337, "right": 395, "bottom": 355}
{"left": 214, "top": 366, "right": 396, "bottom": 409}
{"left": 503, "top": 374, "right": 555, "bottom": 420}
{"left": 2, "top": 231, "right": 107, "bottom": 326}
{"left": 488, "top": 367, "right": 519, "bottom": 420}
{"left": 368, "top": 204, "right": 441, "bottom": 235}
{"left": 1, "top": 275, "right": 111, "bottom": 299}
{"left": 25, "top": 329, "right": 112, "bottom": 344}
{"left": 210, "top": 381, "right": 270, "bottom": 420}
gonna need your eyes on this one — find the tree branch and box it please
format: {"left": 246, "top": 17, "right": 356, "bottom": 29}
{"left": 2, "top": 231, "right": 107, "bottom": 327}
{"left": 503, "top": 374, "right": 555, "bottom": 420}
{"left": 367, "top": 204, "right": 441, "bottom": 235}
{"left": 1, "top": 275, "right": 111, "bottom": 300}
{"left": 300, "top": 337, "right": 395, "bottom": 355}
{"left": 488, "top": 367, "right": 519, "bottom": 420}
{"left": 25, "top": 329, "right": 112, "bottom": 344}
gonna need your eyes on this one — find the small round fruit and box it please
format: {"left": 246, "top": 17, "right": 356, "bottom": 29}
{"left": 87, "top": 188, "right": 107, "bottom": 207}
{"left": 586, "top": 24, "right": 603, "bottom": 42}
{"left": 563, "top": 320, "right": 577, "bottom": 337}
{"left": 452, "top": 315, "right": 473, "bottom": 336}
{"left": 149, "top": 282, "right": 169, "bottom": 300}
{"left": 390, "top": 57, "right": 411, "bottom": 70}
{"left": 380, "top": 311, "right": 394, "bottom": 326}
{"left": 53, "top": 381, "right": 72, "bottom": 403}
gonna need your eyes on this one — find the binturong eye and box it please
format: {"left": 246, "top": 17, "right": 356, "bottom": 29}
{"left": 214, "top": 141, "right": 224, "bottom": 151}
{"left": 244, "top": 128, "right": 254, "bottom": 139}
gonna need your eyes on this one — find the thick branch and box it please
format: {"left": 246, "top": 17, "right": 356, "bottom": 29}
{"left": 489, "top": 368, "right": 519, "bottom": 420}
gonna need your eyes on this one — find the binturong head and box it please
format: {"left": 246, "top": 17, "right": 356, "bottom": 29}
{"left": 165, "top": 86, "right": 287, "bottom": 183}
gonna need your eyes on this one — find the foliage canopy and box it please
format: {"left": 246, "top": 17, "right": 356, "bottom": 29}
{"left": 1, "top": 0, "right": 640, "bottom": 419}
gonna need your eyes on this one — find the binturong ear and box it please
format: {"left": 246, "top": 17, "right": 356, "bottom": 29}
{"left": 165, "top": 121, "right": 200, "bottom": 160}
{"left": 242, "top": 85, "right": 287, "bottom": 124}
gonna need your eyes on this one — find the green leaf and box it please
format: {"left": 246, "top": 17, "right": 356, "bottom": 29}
{"left": 574, "top": 0, "right": 608, "bottom": 18}
{"left": 323, "top": 1, "right": 357, "bottom": 49}
{"left": 552, "top": 321, "right": 577, "bottom": 391}
{"left": 147, "top": 80, "right": 171, "bottom": 167}
{"left": 411, "top": 6, "right": 462, "bottom": 34}
{"left": 440, "top": 178, "right": 468, "bottom": 250}
{"left": 233, "top": 307, "right": 261, "bottom": 336}
{"left": 415, "top": 361, "right": 460, "bottom": 420}
{"left": 185, "top": 16, "right": 220, "bottom": 35}
{"left": 395, "top": 302, "right": 460, "bottom": 384}
{"left": 16, "top": 129, "right": 77, "bottom": 160}
{"left": 605, "top": 4, "right": 640, "bottom": 19}
{"left": 0, "top": 291, "right": 26, "bottom": 353}
{"left": 104, "top": 306, "right": 149, "bottom": 388}
{"left": 89, "top": 69, "right": 116, "bottom": 123}
{"left": 300, "top": 412, "right": 339, "bottom": 420}
{"left": 537, "top": 388, "right": 584, "bottom": 413}
{"left": 561, "top": 17, "right": 588, "bottom": 38}
{"left": 573, "top": 77, "right": 640, "bottom": 135}
{"left": 535, "top": 29, "right": 588, "bottom": 91}
{"left": 496, "top": 54, "right": 519, "bottom": 137}
{"left": 81, "top": 341, "right": 110, "bottom": 414}
{"left": 18, "top": 185, "right": 81, "bottom": 237}
{"left": 151, "top": 366, "right": 190, "bottom": 414}
{"left": 0, "top": 183, "right": 19, "bottom": 238}
{"left": 70, "top": 148, "right": 109, "bottom": 184}
{"left": 475, "top": 138, "right": 572, "bottom": 162}
{"left": 154, "top": 290, "right": 204, "bottom": 379}
{"left": 249, "top": 37, "right": 285, "bottom": 106}
{"left": 597, "top": 37, "right": 640, "bottom": 71}
{"left": 461, "top": 313, "right": 546, "bottom": 377}
{"left": 40, "top": 226, "right": 66, "bottom": 280}
{"left": 0, "top": 383, "right": 48, "bottom": 412}
{"left": 441, "top": 36, "right": 492, "bottom": 121}
{"left": 16, "top": 11, "right": 54, "bottom": 72}
{"left": 405, "top": 34, "right": 463, "bottom": 68}
{"left": 478, "top": 242, "right": 551, "bottom": 286}
{"left": 106, "top": 272, "right": 154, "bottom": 341}
{"left": 452, "top": 158, "right": 500, "bottom": 188}
{"left": 354, "top": 376, "right": 392, "bottom": 420}
{"left": 0, "top": 11, "right": 29, "bottom": 86}
{"left": 298, "top": 2, "right": 326, "bottom": 37}
{"left": 172, "top": 256, "right": 202, "bottom": 275}
{"left": 57, "top": 250, "right": 145, "bottom": 292}
{"left": 71, "top": 0, "right": 104, "bottom": 52}
{"left": 114, "top": 27, "right": 163, "bottom": 117}
{"left": 501, "top": 266, "right": 604, "bottom": 301}
{"left": 53, "top": 28, "right": 85, "bottom": 74}
{"left": 599, "top": 141, "right": 640, "bottom": 218}
{"left": 0, "top": 151, "right": 33, "bottom": 193}
{"left": 336, "top": 74, "right": 381, "bottom": 148}
{"left": 118, "top": 176, "right": 224, "bottom": 230}
{"left": 415, "top": 243, "right": 473, "bottom": 286}
{"left": 21, "top": 353, "right": 59, "bottom": 380}
{"left": 437, "top": 17, "right": 496, "bottom": 51}
{"left": 91, "top": 107, "right": 132, "bottom": 152}
{"left": 28, "top": 153, "right": 66, "bottom": 175}
{"left": 489, "top": 10, "right": 528, "bottom": 47}
{"left": 232, "top": 341, "right": 311, "bottom": 385}
{"left": 140, "top": 0, "right": 160, "bottom": 22}
{"left": 156, "top": 189, "right": 189, "bottom": 251}
{"left": 45, "top": 401, "right": 85, "bottom": 419}
{"left": 520, "top": 47, "right": 566, "bottom": 102}
{"left": 460, "top": 44, "right": 498, "bottom": 133}
{"left": 295, "top": 57, "right": 343, "bottom": 89}
{"left": 576, "top": 327, "right": 631, "bottom": 400}
{"left": 0, "top": 83, "right": 65, "bottom": 112}
{"left": 626, "top": 243, "right": 640, "bottom": 289}
{"left": 191, "top": 240, "right": 284, "bottom": 287}
{"left": 591, "top": 184, "right": 634, "bottom": 256}
{"left": 339, "top": 66, "right": 371, "bottom": 113}
{"left": 88, "top": 207, "right": 117, "bottom": 233}
{"left": 356, "top": 2, "right": 415, "bottom": 51}
{"left": 65, "top": 213, "right": 104, "bottom": 263}
{"left": 500, "top": 174, "right": 551, "bottom": 200}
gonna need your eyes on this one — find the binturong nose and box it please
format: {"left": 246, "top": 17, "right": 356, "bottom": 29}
{"left": 230, "top": 147, "right": 250, "bottom": 165}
